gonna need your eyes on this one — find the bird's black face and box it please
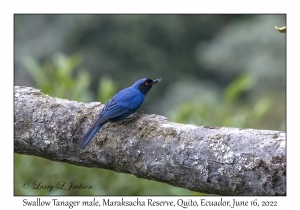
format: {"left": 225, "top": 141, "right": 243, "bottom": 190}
{"left": 138, "top": 78, "right": 162, "bottom": 94}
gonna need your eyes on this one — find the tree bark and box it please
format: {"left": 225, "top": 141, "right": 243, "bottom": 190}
{"left": 14, "top": 86, "right": 286, "bottom": 196}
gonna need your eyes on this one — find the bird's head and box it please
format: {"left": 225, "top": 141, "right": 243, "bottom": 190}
{"left": 132, "top": 78, "right": 162, "bottom": 94}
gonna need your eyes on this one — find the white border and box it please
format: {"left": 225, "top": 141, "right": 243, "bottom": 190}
{"left": 2, "top": 0, "right": 298, "bottom": 209}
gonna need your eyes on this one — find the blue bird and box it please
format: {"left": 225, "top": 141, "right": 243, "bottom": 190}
{"left": 79, "top": 78, "right": 162, "bottom": 148}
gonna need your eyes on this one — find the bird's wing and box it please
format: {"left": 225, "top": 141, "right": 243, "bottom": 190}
{"left": 98, "top": 89, "right": 144, "bottom": 121}
{"left": 113, "top": 88, "right": 145, "bottom": 109}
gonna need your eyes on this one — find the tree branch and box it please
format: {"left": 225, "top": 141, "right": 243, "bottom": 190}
{"left": 14, "top": 86, "right": 286, "bottom": 195}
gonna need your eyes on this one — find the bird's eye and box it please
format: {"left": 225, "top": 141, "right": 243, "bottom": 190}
{"left": 145, "top": 82, "right": 149, "bottom": 86}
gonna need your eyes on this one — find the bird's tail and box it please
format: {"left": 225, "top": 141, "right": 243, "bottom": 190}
{"left": 79, "top": 123, "right": 104, "bottom": 148}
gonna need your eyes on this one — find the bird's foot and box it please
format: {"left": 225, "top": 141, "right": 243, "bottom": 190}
{"left": 123, "top": 109, "right": 144, "bottom": 123}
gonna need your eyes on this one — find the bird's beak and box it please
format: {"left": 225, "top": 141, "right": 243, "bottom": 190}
{"left": 152, "top": 78, "right": 162, "bottom": 85}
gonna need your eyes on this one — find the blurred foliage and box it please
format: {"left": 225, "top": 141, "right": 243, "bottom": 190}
{"left": 168, "top": 73, "right": 273, "bottom": 129}
{"left": 224, "top": 73, "right": 253, "bottom": 103}
{"left": 97, "top": 76, "right": 118, "bottom": 103}
{"left": 23, "top": 53, "right": 92, "bottom": 102}
{"left": 14, "top": 15, "right": 285, "bottom": 196}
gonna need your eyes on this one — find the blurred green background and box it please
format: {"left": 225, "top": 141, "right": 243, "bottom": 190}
{"left": 14, "top": 14, "right": 286, "bottom": 195}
